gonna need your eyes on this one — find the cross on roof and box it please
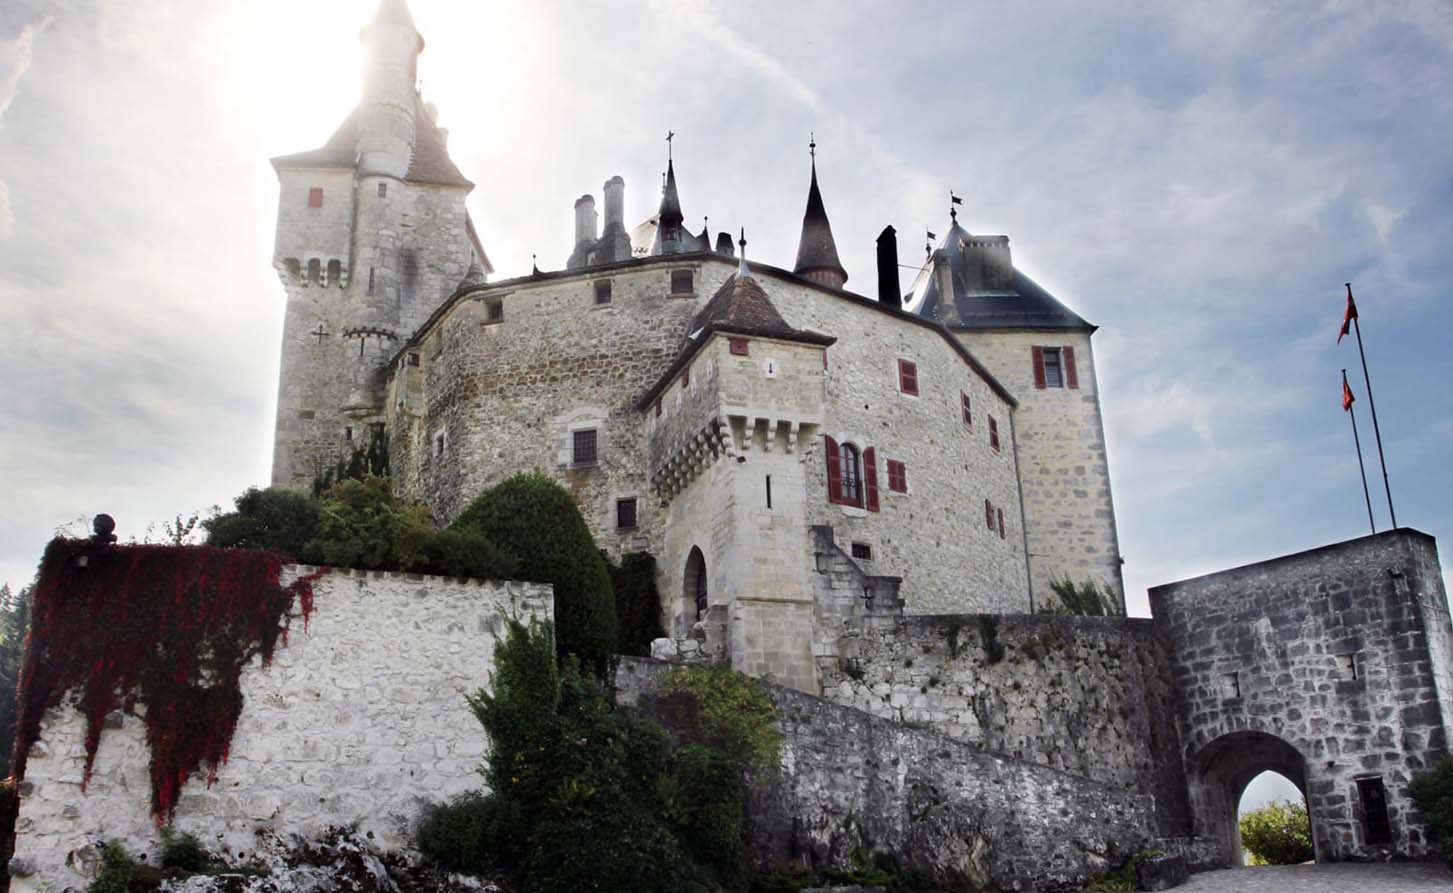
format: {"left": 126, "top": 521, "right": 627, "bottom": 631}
{"left": 666, "top": 130, "right": 675, "bottom": 161}
{"left": 312, "top": 323, "right": 330, "bottom": 344}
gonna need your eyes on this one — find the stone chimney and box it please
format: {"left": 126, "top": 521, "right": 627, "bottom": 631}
{"left": 602, "top": 176, "right": 625, "bottom": 231}
{"left": 961, "top": 235, "right": 1013, "bottom": 291}
{"left": 566, "top": 194, "right": 599, "bottom": 270}
{"left": 876, "top": 225, "right": 901, "bottom": 309}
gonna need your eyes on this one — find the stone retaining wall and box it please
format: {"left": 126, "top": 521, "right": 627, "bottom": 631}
{"left": 10, "top": 567, "right": 552, "bottom": 891}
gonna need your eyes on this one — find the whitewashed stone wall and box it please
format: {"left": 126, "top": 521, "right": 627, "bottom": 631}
{"left": 952, "top": 329, "right": 1124, "bottom": 607}
{"left": 10, "top": 567, "right": 551, "bottom": 891}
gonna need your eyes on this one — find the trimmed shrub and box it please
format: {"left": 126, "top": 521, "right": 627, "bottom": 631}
{"left": 1411, "top": 754, "right": 1453, "bottom": 863}
{"left": 451, "top": 474, "right": 616, "bottom": 667}
{"left": 416, "top": 528, "right": 521, "bottom": 580}
{"left": 158, "top": 826, "right": 209, "bottom": 871}
{"left": 1239, "top": 800, "right": 1313, "bottom": 865}
{"left": 203, "top": 486, "right": 320, "bottom": 558}
{"left": 607, "top": 552, "right": 666, "bottom": 657}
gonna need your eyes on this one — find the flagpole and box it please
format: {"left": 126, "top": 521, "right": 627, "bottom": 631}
{"left": 1347, "top": 283, "right": 1396, "bottom": 528}
{"left": 1344, "top": 369, "right": 1377, "bottom": 535}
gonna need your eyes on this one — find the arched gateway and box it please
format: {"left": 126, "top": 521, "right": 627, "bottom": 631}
{"left": 1188, "top": 731, "right": 1310, "bottom": 866}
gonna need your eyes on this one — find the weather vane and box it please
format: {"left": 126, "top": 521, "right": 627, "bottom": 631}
{"left": 810, "top": 132, "right": 816, "bottom": 161}
{"left": 950, "top": 190, "right": 962, "bottom": 222}
{"left": 666, "top": 130, "right": 675, "bottom": 162}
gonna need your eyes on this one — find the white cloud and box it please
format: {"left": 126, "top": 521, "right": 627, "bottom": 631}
{"left": 0, "top": 15, "right": 51, "bottom": 241}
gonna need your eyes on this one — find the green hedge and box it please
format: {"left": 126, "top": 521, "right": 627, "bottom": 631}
{"left": 203, "top": 486, "right": 320, "bottom": 558}
{"left": 607, "top": 552, "right": 666, "bottom": 657}
{"left": 1411, "top": 755, "right": 1453, "bottom": 863}
{"left": 450, "top": 474, "right": 616, "bottom": 667}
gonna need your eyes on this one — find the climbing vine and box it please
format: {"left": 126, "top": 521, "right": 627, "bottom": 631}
{"left": 12, "top": 538, "right": 325, "bottom": 823}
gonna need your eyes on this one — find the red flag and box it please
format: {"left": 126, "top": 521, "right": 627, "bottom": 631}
{"left": 1338, "top": 283, "right": 1358, "bottom": 344}
{"left": 1342, "top": 370, "right": 1355, "bottom": 411}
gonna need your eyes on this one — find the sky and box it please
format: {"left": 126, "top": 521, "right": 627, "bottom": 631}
{"left": 1, "top": 0, "right": 1450, "bottom": 806}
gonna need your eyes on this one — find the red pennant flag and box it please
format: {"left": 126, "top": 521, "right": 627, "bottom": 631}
{"left": 1342, "top": 370, "right": 1355, "bottom": 411}
{"left": 1338, "top": 283, "right": 1359, "bottom": 344}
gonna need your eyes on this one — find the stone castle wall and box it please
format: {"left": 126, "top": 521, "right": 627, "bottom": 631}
{"left": 616, "top": 657, "right": 1158, "bottom": 890}
{"left": 10, "top": 568, "right": 552, "bottom": 891}
{"left": 817, "top": 612, "right": 1190, "bottom": 833}
{"left": 953, "top": 329, "right": 1123, "bottom": 607}
{"left": 1150, "top": 528, "right": 1452, "bottom": 864}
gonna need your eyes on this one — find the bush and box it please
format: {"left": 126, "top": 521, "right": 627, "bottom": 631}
{"left": 669, "top": 744, "right": 745, "bottom": 877}
{"left": 158, "top": 826, "right": 209, "bottom": 871}
{"left": 88, "top": 842, "right": 140, "bottom": 893}
{"left": 304, "top": 476, "right": 518, "bottom": 579}
{"left": 450, "top": 474, "right": 616, "bottom": 667}
{"left": 607, "top": 552, "right": 665, "bottom": 657}
{"left": 1043, "top": 578, "right": 1120, "bottom": 617}
{"left": 658, "top": 665, "right": 782, "bottom": 774}
{"left": 203, "top": 486, "right": 320, "bottom": 558}
{"left": 417, "top": 791, "right": 495, "bottom": 873}
{"left": 1411, "top": 754, "right": 1453, "bottom": 862}
{"left": 1239, "top": 800, "right": 1313, "bottom": 865}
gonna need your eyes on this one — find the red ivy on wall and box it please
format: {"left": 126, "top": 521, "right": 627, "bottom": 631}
{"left": 11, "top": 539, "right": 325, "bottom": 823}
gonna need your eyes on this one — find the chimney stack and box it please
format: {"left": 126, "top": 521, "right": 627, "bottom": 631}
{"left": 602, "top": 176, "right": 625, "bottom": 232}
{"left": 876, "top": 225, "right": 901, "bottom": 309}
{"left": 573, "top": 194, "right": 599, "bottom": 246}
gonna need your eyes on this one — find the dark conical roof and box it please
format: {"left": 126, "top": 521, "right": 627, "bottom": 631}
{"left": 793, "top": 160, "right": 847, "bottom": 284}
{"left": 659, "top": 159, "right": 684, "bottom": 231}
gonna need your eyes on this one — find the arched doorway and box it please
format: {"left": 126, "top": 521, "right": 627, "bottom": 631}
{"left": 1189, "top": 731, "right": 1312, "bottom": 867}
{"left": 682, "top": 547, "right": 708, "bottom": 635}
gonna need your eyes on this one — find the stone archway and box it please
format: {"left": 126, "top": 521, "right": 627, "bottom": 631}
{"left": 1188, "top": 731, "right": 1312, "bottom": 867}
{"left": 681, "top": 546, "right": 708, "bottom": 636}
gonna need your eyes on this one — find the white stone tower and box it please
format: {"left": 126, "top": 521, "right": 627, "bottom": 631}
{"left": 269, "top": 0, "right": 489, "bottom": 489}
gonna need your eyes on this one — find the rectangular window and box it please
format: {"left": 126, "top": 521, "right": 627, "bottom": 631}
{"left": 1042, "top": 347, "right": 1063, "bottom": 388}
{"left": 989, "top": 416, "right": 1000, "bottom": 451}
{"left": 486, "top": 299, "right": 504, "bottom": 322}
{"left": 1219, "top": 671, "right": 1241, "bottom": 699}
{"left": 765, "top": 475, "right": 773, "bottom": 508}
{"left": 1034, "top": 345, "right": 1079, "bottom": 389}
{"left": 898, "top": 359, "right": 919, "bottom": 395}
{"left": 377, "top": 182, "right": 387, "bottom": 198}
{"left": 344, "top": 426, "right": 354, "bottom": 442}
{"left": 997, "top": 508, "right": 1006, "bottom": 539}
{"left": 616, "top": 498, "right": 638, "bottom": 530}
{"left": 729, "top": 337, "right": 749, "bottom": 356}
{"left": 594, "top": 280, "right": 612, "bottom": 305}
{"left": 850, "top": 542, "right": 873, "bottom": 561}
{"left": 886, "top": 459, "right": 907, "bottom": 493}
{"left": 670, "top": 269, "right": 694, "bottom": 294}
{"left": 1357, "top": 777, "right": 1392, "bottom": 845}
{"left": 307, "top": 187, "right": 324, "bottom": 208}
{"left": 1337, "top": 653, "right": 1358, "bottom": 681}
{"left": 407, "top": 352, "right": 420, "bottom": 367}
{"left": 572, "top": 429, "right": 598, "bottom": 466}
{"left": 961, "top": 392, "right": 973, "bottom": 427}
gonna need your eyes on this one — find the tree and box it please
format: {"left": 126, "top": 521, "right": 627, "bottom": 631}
{"left": 1410, "top": 755, "right": 1453, "bottom": 863}
{"left": 0, "top": 584, "right": 33, "bottom": 777}
{"left": 1239, "top": 800, "right": 1313, "bottom": 865}
{"left": 203, "top": 487, "right": 321, "bottom": 558}
{"left": 450, "top": 474, "right": 616, "bottom": 668}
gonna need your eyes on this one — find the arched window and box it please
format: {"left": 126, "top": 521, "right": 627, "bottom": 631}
{"left": 683, "top": 547, "right": 708, "bottom": 630}
{"left": 839, "top": 442, "right": 862, "bottom": 507}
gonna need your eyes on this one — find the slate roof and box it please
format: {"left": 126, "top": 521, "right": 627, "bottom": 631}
{"left": 635, "top": 271, "right": 835, "bottom": 410}
{"left": 269, "top": 98, "right": 473, "bottom": 189}
{"left": 905, "top": 221, "right": 1092, "bottom": 331}
{"left": 793, "top": 162, "right": 847, "bottom": 283}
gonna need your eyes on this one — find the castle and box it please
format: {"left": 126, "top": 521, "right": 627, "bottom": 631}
{"left": 269, "top": 0, "right": 1122, "bottom": 693}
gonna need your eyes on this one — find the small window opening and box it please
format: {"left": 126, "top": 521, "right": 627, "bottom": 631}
{"left": 616, "top": 498, "right": 638, "bottom": 530}
{"left": 595, "top": 280, "right": 613, "bottom": 304}
{"left": 989, "top": 416, "right": 1001, "bottom": 451}
{"left": 1358, "top": 777, "right": 1392, "bottom": 845}
{"left": 307, "top": 258, "right": 321, "bottom": 284}
{"left": 729, "top": 337, "right": 749, "bottom": 356}
{"left": 765, "top": 475, "right": 773, "bottom": 509}
{"left": 1043, "top": 347, "right": 1064, "bottom": 388}
{"left": 326, "top": 259, "right": 341, "bottom": 287}
{"left": 838, "top": 443, "right": 863, "bottom": 507}
{"left": 367, "top": 267, "right": 376, "bottom": 295}
{"left": 377, "top": 182, "right": 387, "bottom": 198}
{"left": 486, "top": 299, "right": 504, "bottom": 322}
{"left": 850, "top": 542, "right": 873, "bottom": 561}
{"left": 572, "top": 429, "right": 598, "bottom": 466}
{"left": 407, "top": 352, "right": 420, "bottom": 367}
{"left": 670, "top": 269, "right": 694, "bottom": 294}
{"left": 433, "top": 431, "right": 447, "bottom": 460}
{"left": 307, "top": 187, "right": 324, "bottom": 208}
{"left": 1219, "top": 671, "right": 1241, "bottom": 699}
{"left": 344, "top": 426, "right": 354, "bottom": 442}
{"left": 1337, "top": 653, "right": 1359, "bottom": 681}
{"left": 961, "top": 392, "right": 973, "bottom": 427}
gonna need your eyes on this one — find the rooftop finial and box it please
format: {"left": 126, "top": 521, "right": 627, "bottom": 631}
{"left": 738, "top": 228, "right": 750, "bottom": 279}
{"left": 809, "top": 132, "right": 816, "bottom": 163}
{"left": 667, "top": 130, "right": 675, "bottom": 162}
{"left": 950, "top": 190, "right": 962, "bottom": 223}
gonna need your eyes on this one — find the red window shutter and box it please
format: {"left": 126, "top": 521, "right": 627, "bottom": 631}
{"left": 729, "top": 337, "right": 749, "bottom": 356}
{"left": 823, "top": 350, "right": 828, "bottom": 370}
{"left": 997, "top": 508, "right": 1006, "bottom": 539}
{"left": 989, "top": 416, "right": 1000, "bottom": 451}
{"left": 1063, "top": 345, "right": 1079, "bottom": 389}
{"left": 898, "top": 359, "right": 919, "bottom": 395}
{"left": 961, "top": 392, "right": 972, "bottom": 426}
{"left": 1032, "top": 346, "right": 1046, "bottom": 389}
{"left": 308, "top": 187, "right": 324, "bottom": 208}
{"left": 654, "top": 398, "right": 661, "bottom": 417}
{"left": 985, "top": 499, "right": 994, "bottom": 529}
{"left": 887, "top": 460, "right": 906, "bottom": 493}
{"left": 825, "top": 435, "right": 842, "bottom": 504}
{"left": 682, "top": 368, "right": 690, "bottom": 388}
{"left": 863, "top": 447, "right": 880, "bottom": 512}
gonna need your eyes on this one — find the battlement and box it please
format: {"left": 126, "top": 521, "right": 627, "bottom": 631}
{"left": 278, "top": 256, "right": 350, "bottom": 289}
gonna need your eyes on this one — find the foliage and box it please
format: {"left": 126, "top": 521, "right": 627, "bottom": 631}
{"left": 1044, "top": 578, "right": 1121, "bottom": 617}
{"left": 15, "top": 539, "right": 322, "bottom": 823}
{"left": 312, "top": 424, "right": 390, "bottom": 497}
{"left": 203, "top": 487, "right": 321, "bottom": 558}
{"left": 0, "top": 584, "right": 33, "bottom": 777}
{"left": 1410, "top": 754, "right": 1453, "bottom": 863}
{"left": 88, "top": 842, "right": 142, "bottom": 893}
{"left": 667, "top": 744, "right": 746, "bottom": 876}
{"left": 158, "top": 826, "right": 210, "bottom": 871}
{"left": 607, "top": 552, "right": 666, "bottom": 657}
{"left": 416, "top": 791, "right": 497, "bottom": 873}
{"left": 1239, "top": 800, "right": 1313, "bottom": 865}
{"left": 305, "top": 476, "right": 518, "bottom": 580}
{"left": 450, "top": 473, "right": 616, "bottom": 668}
{"left": 658, "top": 665, "right": 783, "bottom": 774}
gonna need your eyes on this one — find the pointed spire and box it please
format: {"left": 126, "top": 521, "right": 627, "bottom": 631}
{"left": 793, "top": 136, "right": 848, "bottom": 289}
{"left": 652, "top": 134, "right": 687, "bottom": 255}
{"left": 738, "top": 229, "right": 751, "bottom": 279}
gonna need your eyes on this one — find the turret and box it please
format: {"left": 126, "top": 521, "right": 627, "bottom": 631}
{"left": 652, "top": 154, "right": 688, "bottom": 255}
{"left": 357, "top": 0, "right": 424, "bottom": 178}
{"left": 793, "top": 138, "right": 848, "bottom": 289}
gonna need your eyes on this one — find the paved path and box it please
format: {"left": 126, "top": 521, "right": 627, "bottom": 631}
{"left": 1179, "top": 863, "right": 1453, "bottom": 891}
